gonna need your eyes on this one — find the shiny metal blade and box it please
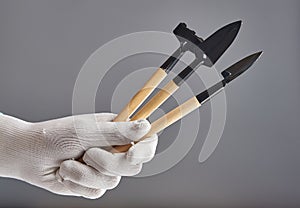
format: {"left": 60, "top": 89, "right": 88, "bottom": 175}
{"left": 201, "top": 20, "right": 242, "bottom": 66}
{"left": 221, "top": 51, "right": 263, "bottom": 83}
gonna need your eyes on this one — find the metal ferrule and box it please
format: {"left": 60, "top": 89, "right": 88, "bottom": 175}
{"left": 172, "top": 58, "right": 205, "bottom": 86}
{"left": 196, "top": 80, "right": 226, "bottom": 104}
{"left": 160, "top": 46, "right": 186, "bottom": 74}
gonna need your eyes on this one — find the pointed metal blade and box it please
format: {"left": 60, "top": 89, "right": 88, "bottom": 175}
{"left": 201, "top": 20, "right": 242, "bottom": 66}
{"left": 221, "top": 51, "right": 263, "bottom": 83}
{"left": 198, "top": 51, "right": 262, "bottom": 163}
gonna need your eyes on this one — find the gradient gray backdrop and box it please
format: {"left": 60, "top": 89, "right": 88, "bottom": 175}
{"left": 0, "top": 0, "right": 299, "bottom": 207}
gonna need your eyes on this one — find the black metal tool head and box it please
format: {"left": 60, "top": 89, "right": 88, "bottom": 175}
{"left": 201, "top": 20, "right": 242, "bottom": 67}
{"left": 173, "top": 21, "right": 241, "bottom": 68}
{"left": 173, "top": 22, "right": 204, "bottom": 51}
{"left": 163, "top": 21, "right": 241, "bottom": 76}
{"left": 173, "top": 23, "right": 203, "bottom": 44}
{"left": 196, "top": 51, "right": 262, "bottom": 104}
{"left": 221, "top": 51, "right": 263, "bottom": 83}
{"left": 160, "top": 23, "right": 204, "bottom": 73}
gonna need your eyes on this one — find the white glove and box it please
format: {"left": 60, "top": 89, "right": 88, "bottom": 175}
{"left": 0, "top": 113, "right": 158, "bottom": 199}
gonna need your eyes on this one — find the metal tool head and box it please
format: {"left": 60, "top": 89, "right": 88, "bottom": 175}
{"left": 196, "top": 51, "right": 262, "bottom": 104}
{"left": 201, "top": 20, "right": 242, "bottom": 67}
{"left": 221, "top": 51, "right": 263, "bottom": 83}
{"left": 173, "top": 23, "right": 204, "bottom": 45}
{"left": 160, "top": 23, "right": 204, "bottom": 73}
{"left": 173, "top": 21, "right": 242, "bottom": 68}
{"left": 173, "top": 22, "right": 204, "bottom": 54}
{"left": 171, "top": 21, "right": 242, "bottom": 85}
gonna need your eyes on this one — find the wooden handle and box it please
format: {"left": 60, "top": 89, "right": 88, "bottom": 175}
{"left": 131, "top": 80, "right": 179, "bottom": 121}
{"left": 113, "top": 68, "right": 167, "bottom": 122}
{"left": 113, "top": 80, "right": 179, "bottom": 152}
{"left": 111, "top": 96, "right": 201, "bottom": 153}
{"left": 77, "top": 68, "right": 167, "bottom": 162}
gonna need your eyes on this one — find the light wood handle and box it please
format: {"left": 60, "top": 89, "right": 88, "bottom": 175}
{"left": 78, "top": 68, "right": 167, "bottom": 162}
{"left": 113, "top": 68, "right": 167, "bottom": 122}
{"left": 131, "top": 80, "right": 179, "bottom": 121}
{"left": 111, "top": 96, "right": 201, "bottom": 153}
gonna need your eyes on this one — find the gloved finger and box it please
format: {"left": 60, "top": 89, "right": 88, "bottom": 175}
{"left": 78, "top": 119, "right": 151, "bottom": 148}
{"left": 83, "top": 148, "right": 142, "bottom": 176}
{"left": 57, "top": 160, "right": 121, "bottom": 189}
{"left": 126, "top": 134, "right": 158, "bottom": 165}
{"left": 61, "top": 180, "right": 106, "bottom": 199}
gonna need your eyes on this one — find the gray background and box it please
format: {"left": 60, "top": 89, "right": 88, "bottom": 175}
{"left": 0, "top": 0, "right": 299, "bottom": 207}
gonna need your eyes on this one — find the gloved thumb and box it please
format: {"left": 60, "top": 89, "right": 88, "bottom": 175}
{"left": 110, "top": 119, "right": 151, "bottom": 144}
{"left": 77, "top": 119, "right": 151, "bottom": 148}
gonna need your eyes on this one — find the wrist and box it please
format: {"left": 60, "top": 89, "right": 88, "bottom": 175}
{"left": 0, "top": 115, "right": 33, "bottom": 178}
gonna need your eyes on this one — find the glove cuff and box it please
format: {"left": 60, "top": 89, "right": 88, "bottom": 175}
{"left": 0, "top": 114, "right": 33, "bottom": 179}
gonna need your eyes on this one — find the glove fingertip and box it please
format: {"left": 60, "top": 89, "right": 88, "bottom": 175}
{"left": 126, "top": 134, "right": 158, "bottom": 164}
{"left": 113, "top": 119, "right": 151, "bottom": 142}
{"left": 132, "top": 119, "right": 151, "bottom": 131}
{"left": 128, "top": 119, "right": 151, "bottom": 141}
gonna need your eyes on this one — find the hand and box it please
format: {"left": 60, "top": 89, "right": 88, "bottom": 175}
{"left": 0, "top": 113, "right": 157, "bottom": 199}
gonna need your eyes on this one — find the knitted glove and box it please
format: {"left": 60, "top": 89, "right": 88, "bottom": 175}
{"left": 0, "top": 113, "right": 157, "bottom": 199}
